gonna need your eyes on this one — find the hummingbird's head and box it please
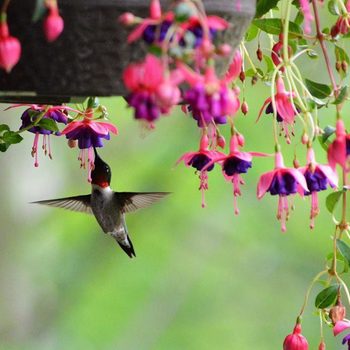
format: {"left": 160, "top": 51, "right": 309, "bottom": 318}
{"left": 91, "top": 148, "right": 111, "bottom": 188}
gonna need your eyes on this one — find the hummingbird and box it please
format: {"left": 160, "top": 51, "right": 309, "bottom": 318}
{"left": 33, "top": 149, "right": 170, "bottom": 258}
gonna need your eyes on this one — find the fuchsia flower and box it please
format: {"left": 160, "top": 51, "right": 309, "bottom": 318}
{"left": 61, "top": 110, "right": 118, "bottom": 182}
{"left": 123, "top": 54, "right": 182, "bottom": 125}
{"left": 327, "top": 119, "right": 350, "bottom": 171}
{"left": 0, "top": 20, "right": 21, "bottom": 73}
{"left": 257, "top": 151, "right": 308, "bottom": 232}
{"left": 177, "top": 133, "right": 224, "bottom": 208}
{"left": 283, "top": 323, "right": 309, "bottom": 350}
{"left": 18, "top": 105, "right": 69, "bottom": 166}
{"left": 202, "top": 133, "right": 267, "bottom": 214}
{"left": 299, "top": 148, "right": 338, "bottom": 228}
{"left": 258, "top": 77, "right": 299, "bottom": 143}
{"left": 179, "top": 53, "right": 241, "bottom": 127}
{"left": 43, "top": 2, "right": 64, "bottom": 42}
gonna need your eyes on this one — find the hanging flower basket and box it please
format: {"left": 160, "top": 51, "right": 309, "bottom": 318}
{"left": 0, "top": 0, "right": 255, "bottom": 104}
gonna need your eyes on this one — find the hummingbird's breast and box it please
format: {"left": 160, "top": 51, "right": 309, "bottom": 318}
{"left": 91, "top": 186, "right": 121, "bottom": 233}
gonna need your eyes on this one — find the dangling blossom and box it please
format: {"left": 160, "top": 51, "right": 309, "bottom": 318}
{"left": 331, "top": 1, "right": 350, "bottom": 38}
{"left": 327, "top": 119, "right": 350, "bottom": 172}
{"left": 202, "top": 133, "right": 267, "bottom": 214}
{"left": 123, "top": 54, "right": 182, "bottom": 126}
{"left": 176, "top": 133, "right": 224, "bottom": 208}
{"left": 271, "top": 34, "right": 292, "bottom": 72}
{"left": 258, "top": 77, "right": 299, "bottom": 143}
{"left": 0, "top": 19, "right": 21, "bottom": 72}
{"left": 298, "top": 147, "right": 338, "bottom": 228}
{"left": 299, "top": 0, "right": 314, "bottom": 34}
{"left": 283, "top": 322, "right": 309, "bottom": 350}
{"left": 179, "top": 52, "right": 241, "bottom": 127}
{"left": 257, "top": 151, "right": 308, "bottom": 232}
{"left": 43, "top": 0, "right": 64, "bottom": 42}
{"left": 61, "top": 109, "right": 118, "bottom": 182}
{"left": 14, "top": 105, "right": 69, "bottom": 166}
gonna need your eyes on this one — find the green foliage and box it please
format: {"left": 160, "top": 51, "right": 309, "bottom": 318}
{"left": 253, "top": 19, "right": 302, "bottom": 37}
{"left": 337, "top": 240, "right": 350, "bottom": 266}
{"left": 305, "top": 79, "right": 332, "bottom": 99}
{"left": 326, "top": 189, "right": 346, "bottom": 214}
{"left": 315, "top": 284, "right": 339, "bottom": 309}
{"left": 255, "top": 0, "right": 280, "bottom": 18}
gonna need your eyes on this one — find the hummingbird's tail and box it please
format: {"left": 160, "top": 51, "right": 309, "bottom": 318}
{"left": 117, "top": 236, "right": 136, "bottom": 258}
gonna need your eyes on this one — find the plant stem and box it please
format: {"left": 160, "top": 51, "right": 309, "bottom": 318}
{"left": 1, "top": 0, "right": 10, "bottom": 15}
{"left": 298, "top": 270, "right": 328, "bottom": 317}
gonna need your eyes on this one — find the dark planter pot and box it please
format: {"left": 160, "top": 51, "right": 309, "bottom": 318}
{"left": 0, "top": 0, "right": 256, "bottom": 104}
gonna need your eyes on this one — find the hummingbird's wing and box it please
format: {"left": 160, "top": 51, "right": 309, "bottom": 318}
{"left": 116, "top": 192, "right": 170, "bottom": 213}
{"left": 32, "top": 195, "right": 93, "bottom": 214}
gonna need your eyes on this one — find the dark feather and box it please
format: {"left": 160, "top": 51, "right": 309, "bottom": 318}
{"left": 31, "top": 195, "right": 92, "bottom": 214}
{"left": 116, "top": 192, "right": 170, "bottom": 213}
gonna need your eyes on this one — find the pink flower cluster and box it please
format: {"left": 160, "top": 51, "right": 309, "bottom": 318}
{"left": 0, "top": 0, "right": 64, "bottom": 73}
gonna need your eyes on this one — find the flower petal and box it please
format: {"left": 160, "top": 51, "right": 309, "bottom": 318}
{"left": 257, "top": 170, "right": 276, "bottom": 199}
{"left": 334, "top": 320, "right": 350, "bottom": 336}
{"left": 60, "top": 121, "right": 82, "bottom": 135}
{"left": 317, "top": 164, "right": 338, "bottom": 188}
{"left": 287, "top": 168, "right": 309, "bottom": 192}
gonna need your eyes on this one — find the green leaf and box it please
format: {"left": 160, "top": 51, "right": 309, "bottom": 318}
{"left": 255, "top": 0, "right": 280, "bottom": 18}
{"left": 328, "top": 0, "right": 340, "bottom": 16}
{"left": 294, "top": 11, "right": 304, "bottom": 26}
{"left": 315, "top": 284, "right": 339, "bottom": 309}
{"left": 37, "top": 118, "right": 59, "bottom": 132}
{"left": 0, "top": 143, "right": 9, "bottom": 152}
{"left": 245, "top": 68, "right": 263, "bottom": 78}
{"left": 245, "top": 24, "right": 259, "bottom": 42}
{"left": 32, "top": 0, "right": 46, "bottom": 22}
{"left": 148, "top": 45, "right": 162, "bottom": 56}
{"left": 305, "top": 79, "right": 332, "bottom": 99}
{"left": 337, "top": 240, "right": 350, "bottom": 266}
{"left": 87, "top": 97, "right": 100, "bottom": 109}
{"left": 264, "top": 55, "right": 274, "bottom": 73}
{"left": 0, "top": 124, "right": 10, "bottom": 133}
{"left": 318, "top": 125, "right": 335, "bottom": 151}
{"left": 332, "top": 86, "right": 348, "bottom": 105}
{"left": 326, "top": 190, "right": 344, "bottom": 214}
{"left": 335, "top": 45, "right": 350, "bottom": 64}
{"left": 253, "top": 19, "right": 302, "bottom": 38}
{"left": 2, "top": 131, "right": 23, "bottom": 145}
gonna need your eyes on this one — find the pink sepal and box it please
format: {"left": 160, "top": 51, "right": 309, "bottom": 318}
{"left": 333, "top": 320, "right": 350, "bottom": 336}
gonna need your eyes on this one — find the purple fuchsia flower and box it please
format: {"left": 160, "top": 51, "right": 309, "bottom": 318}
{"left": 258, "top": 77, "right": 299, "bottom": 143}
{"left": 60, "top": 110, "right": 118, "bottom": 182}
{"left": 328, "top": 119, "right": 350, "bottom": 172}
{"left": 202, "top": 133, "right": 268, "bottom": 215}
{"left": 176, "top": 133, "right": 224, "bottom": 208}
{"left": 15, "top": 105, "right": 69, "bottom": 167}
{"left": 257, "top": 151, "right": 308, "bottom": 232}
{"left": 123, "top": 54, "right": 182, "bottom": 126}
{"left": 178, "top": 52, "right": 241, "bottom": 128}
{"left": 298, "top": 147, "right": 338, "bottom": 228}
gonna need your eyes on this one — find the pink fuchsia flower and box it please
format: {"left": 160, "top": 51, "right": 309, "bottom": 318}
{"left": 258, "top": 77, "right": 298, "bottom": 143}
{"left": 283, "top": 323, "right": 308, "bottom": 350}
{"left": 176, "top": 133, "right": 224, "bottom": 208}
{"left": 179, "top": 61, "right": 240, "bottom": 127}
{"left": 327, "top": 119, "right": 350, "bottom": 171}
{"left": 334, "top": 320, "right": 350, "bottom": 336}
{"left": 299, "top": 147, "right": 338, "bottom": 228}
{"left": 299, "top": 0, "right": 313, "bottom": 34}
{"left": 257, "top": 151, "right": 308, "bottom": 232}
{"left": 61, "top": 111, "right": 118, "bottom": 182}
{"left": 19, "top": 105, "right": 69, "bottom": 166}
{"left": 202, "top": 133, "right": 267, "bottom": 214}
{"left": 0, "top": 20, "right": 21, "bottom": 73}
{"left": 123, "top": 54, "right": 182, "bottom": 125}
{"left": 43, "top": 2, "right": 64, "bottom": 42}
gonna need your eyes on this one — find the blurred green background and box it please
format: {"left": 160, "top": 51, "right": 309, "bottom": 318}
{"left": 0, "top": 40, "right": 348, "bottom": 350}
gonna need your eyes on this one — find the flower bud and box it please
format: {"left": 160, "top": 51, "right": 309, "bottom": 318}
{"left": 283, "top": 323, "right": 308, "bottom": 350}
{"left": 256, "top": 47, "right": 263, "bottom": 61}
{"left": 217, "top": 135, "right": 226, "bottom": 149}
{"left": 293, "top": 157, "right": 300, "bottom": 168}
{"left": 236, "top": 133, "right": 245, "bottom": 147}
{"left": 342, "top": 61, "right": 348, "bottom": 73}
{"left": 150, "top": 0, "right": 161, "bottom": 19}
{"left": 318, "top": 341, "right": 326, "bottom": 350}
{"left": 329, "top": 299, "right": 346, "bottom": 325}
{"left": 251, "top": 75, "right": 258, "bottom": 85}
{"left": 0, "top": 22, "right": 21, "bottom": 73}
{"left": 301, "top": 133, "right": 309, "bottom": 145}
{"left": 68, "top": 139, "right": 77, "bottom": 148}
{"left": 331, "top": 24, "right": 340, "bottom": 38}
{"left": 217, "top": 44, "right": 231, "bottom": 56}
{"left": 241, "top": 100, "right": 248, "bottom": 115}
{"left": 118, "top": 12, "right": 136, "bottom": 26}
{"left": 43, "top": 7, "right": 64, "bottom": 42}
{"left": 336, "top": 61, "right": 342, "bottom": 72}
{"left": 239, "top": 70, "right": 245, "bottom": 82}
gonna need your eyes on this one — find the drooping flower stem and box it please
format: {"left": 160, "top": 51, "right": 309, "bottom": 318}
{"left": 1, "top": 0, "right": 11, "bottom": 17}
{"left": 282, "top": 0, "right": 292, "bottom": 67}
{"left": 311, "top": 0, "right": 339, "bottom": 102}
{"left": 298, "top": 270, "right": 328, "bottom": 318}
